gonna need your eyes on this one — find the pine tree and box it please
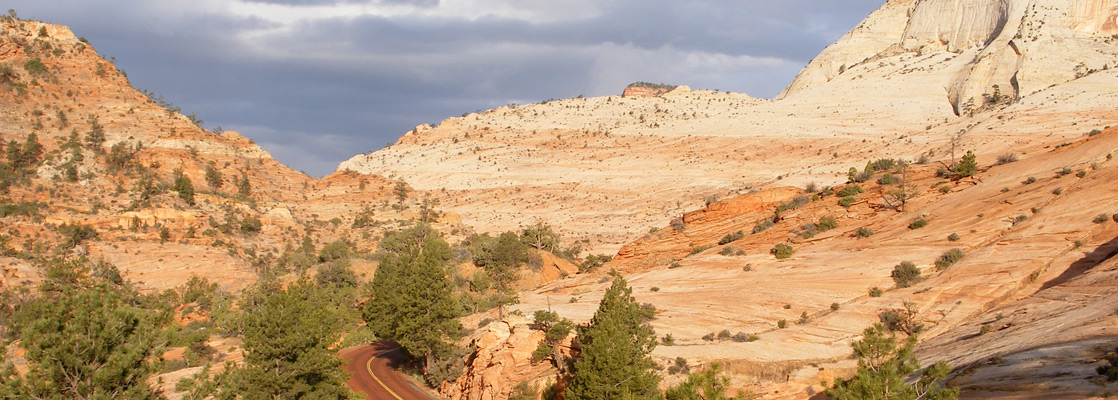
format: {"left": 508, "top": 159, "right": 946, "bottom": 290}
{"left": 235, "top": 277, "right": 354, "bottom": 399}
{"left": 0, "top": 258, "right": 166, "bottom": 399}
{"left": 205, "top": 162, "right": 223, "bottom": 190}
{"left": 85, "top": 114, "right": 106, "bottom": 152}
{"left": 362, "top": 223, "right": 461, "bottom": 381}
{"left": 173, "top": 169, "right": 195, "bottom": 205}
{"left": 826, "top": 323, "right": 957, "bottom": 400}
{"left": 237, "top": 171, "right": 251, "bottom": 198}
{"left": 953, "top": 151, "right": 978, "bottom": 178}
{"left": 565, "top": 273, "right": 661, "bottom": 400}
{"left": 19, "top": 132, "right": 42, "bottom": 169}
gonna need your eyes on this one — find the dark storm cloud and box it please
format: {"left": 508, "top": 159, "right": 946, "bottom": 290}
{"left": 4, "top": 0, "right": 885, "bottom": 176}
{"left": 243, "top": 0, "right": 439, "bottom": 6}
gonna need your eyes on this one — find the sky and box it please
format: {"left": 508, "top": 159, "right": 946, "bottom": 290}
{"left": 7, "top": 0, "right": 884, "bottom": 176}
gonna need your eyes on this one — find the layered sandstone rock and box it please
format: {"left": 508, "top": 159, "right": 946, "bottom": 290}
{"left": 443, "top": 315, "right": 569, "bottom": 400}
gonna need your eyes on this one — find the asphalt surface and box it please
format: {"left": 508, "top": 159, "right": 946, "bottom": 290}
{"left": 341, "top": 342, "right": 435, "bottom": 400}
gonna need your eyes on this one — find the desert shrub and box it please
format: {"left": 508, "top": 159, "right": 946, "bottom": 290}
{"left": 1022, "top": 176, "right": 1036, "bottom": 184}
{"left": 776, "top": 195, "right": 811, "bottom": 213}
{"left": 669, "top": 260, "right": 682, "bottom": 269}
{"left": 509, "top": 381, "right": 538, "bottom": 400}
{"left": 771, "top": 243, "right": 794, "bottom": 259}
{"left": 660, "top": 333, "right": 674, "bottom": 346}
{"left": 978, "top": 324, "right": 991, "bottom": 335}
{"left": 869, "top": 287, "right": 883, "bottom": 297}
{"left": 1056, "top": 167, "right": 1073, "bottom": 177}
{"left": 1097, "top": 347, "right": 1118, "bottom": 381}
{"left": 688, "top": 245, "right": 711, "bottom": 256}
{"left": 868, "top": 158, "right": 897, "bottom": 173}
{"left": 671, "top": 218, "right": 686, "bottom": 232}
{"left": 908, "top": 218, "right": 927, "bottom": 229}
{"left": 240, "top": 215, "right": 262, "bottom": 234}
{"left": 58, "top": 223, "right": 97, "bottom": 248}
{"left": 839, "top": 196, "right": 857, "bottom": 209}
{"left": 0, "top": 199, "right": 45, "bottom": 218}
{"left": 934, "top": 248, "right": 964, "bottom": 270}
{"left": 1093, "top": 214, "right": 1110, "bottom": 224}
{"left": 878, "top": 173, "right": 896, "bottom": 185}
{"left": 938, "top": 185, "right": 951, "bottom": 194}
{"left": 578, "top": 254, "right": 612, "bottom": 273}
{"left": 947, "top": 233, "right": 959, "bottom": 242}
{"left": 23, "top": 58, "right": 47, "bottom": 75}
{"left": 878, "top": 305, "right": 922, "bottom": 335}
{"left": 836, "top": 185, "right": 864, "bottom": 197}
{"left": 800, "top": 223, "right": 818, "bottom": 239}
{"left": 716, "top": 329, "right": 732, "bottom": 340}
{"left": 1076, "top": 170, "right": 1087, "bottom": 178}
{"left": 318, "top": 239, "right": 353, "bottom": 262}
{"left": 1012, "top": 215, "right": 1028, "bottom": 225}
{"left": 816, "top": 216, "right": 838, "bottom": 231}
{"left": 718, "top": 230, "right": 744, "bottom": 245}
{"left": 995, "top": 153, "right": 1018, "bottom": 165}
{"left": 731, "top": 332, "right": 756, "bottom": 342}
{"left": 668, "top": 357, "right": 689, "bottom": 374}
{"left": 701, "top": 333, "right": 715, "bottom": 341}
{"left": 831, "top": 302, "right": 840, "bottom": 311}
{"left": 752, "top": 217, "right": 775, "bottom": 234}
{"left": 1114, "top": 214, "right": 1118, "bottom": 223}
{"left": 848, "top": 167, "right": 868, "bottom": 183}
{"left": 805, "top": 182, "right": 818, "bottom": 193}
{"left": 891, "top": 261, "right": 922, "bottom": 288}
{"left": 777, "top": 320, "right": 787, "bottom": 329}
{"left": 856, "top": 227, "right": 873, "bottom": 238}
{"left": 718, "top": 246, "right": 735, "bottom": 256}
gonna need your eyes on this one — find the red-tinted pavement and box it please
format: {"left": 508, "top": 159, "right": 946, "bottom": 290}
{"left": 340, "top": 342, "right": 435, "bottom": 400}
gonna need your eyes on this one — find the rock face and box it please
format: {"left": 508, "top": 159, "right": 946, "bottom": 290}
{"left": 442, "top": 315, "right": 567, "bottom": 400}
{"left": 613, "top": 187, "right": 801, "bottom": 270}
{"left": 622, "top": 82, "right": 681, "bottom": 97}
{"left": 780, "top": 0, "right": 1118, "bottom": 114}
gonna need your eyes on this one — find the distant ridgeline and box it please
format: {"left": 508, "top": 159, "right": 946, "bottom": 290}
{"left": 622, "top": 82, "right": 678, "bottom": 97}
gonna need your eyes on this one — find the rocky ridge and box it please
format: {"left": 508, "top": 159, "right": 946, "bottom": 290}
{"left": 339, "top": 0, "right": 1118, "bottom": 257}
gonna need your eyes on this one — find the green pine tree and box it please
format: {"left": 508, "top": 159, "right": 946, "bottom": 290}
{"left": 0, "top": 258, "right": 166, "bottom": 399}
{"left": 952, "top": 151, "right": 978, "bottom": 178}
{"left": 826, "top": 323, "right": 958, "bottom": 400}
{"left": 362, "top": 223, "right": 462, "bottom": 382}
{"left": 235, "top": 277, "right": 355, "bottom": 399}
{"left": 173, "top": 169, "right": 195, "bottom": 205}
{"left": 565, "top": 272, "right": 661, "bottom": 400}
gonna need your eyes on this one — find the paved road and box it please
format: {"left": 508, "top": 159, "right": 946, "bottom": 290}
{"left": 341, "top": 342, "right": 435, "bottom": 400}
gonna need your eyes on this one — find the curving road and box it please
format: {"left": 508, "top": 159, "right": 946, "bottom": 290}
{"left": 341, "top": 342, "right": 436, "bottom": 400}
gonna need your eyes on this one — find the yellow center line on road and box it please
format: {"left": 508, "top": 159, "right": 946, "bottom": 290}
{"left": 366, "top": 346, "right": 404, "bottom": 400}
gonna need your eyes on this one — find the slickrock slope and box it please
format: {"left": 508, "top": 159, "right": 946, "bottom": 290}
{"left": 340, "top": 0, "right": 1118, "bottom": 256}
{"left": 488, "top": 126, "right": 1118, "bottom": 399}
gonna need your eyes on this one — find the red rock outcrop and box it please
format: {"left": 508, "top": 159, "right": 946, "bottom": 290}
{"left": 613, "top": 187, "right": 802, "bottom": 270}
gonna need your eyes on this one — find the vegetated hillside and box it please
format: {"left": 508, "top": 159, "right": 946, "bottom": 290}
{"left": 339, "top": 0, "right": 1118, "bottom": 256}
{"left": 0, "top": 19, "right": 597, "bottom": 400}
{"left": 0, "top": 17, "right": 426, "bottom": 293}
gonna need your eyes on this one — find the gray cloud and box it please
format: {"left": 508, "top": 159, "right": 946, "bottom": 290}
{"left": 6, "top": 0, "right": 884, "bottom": 176}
